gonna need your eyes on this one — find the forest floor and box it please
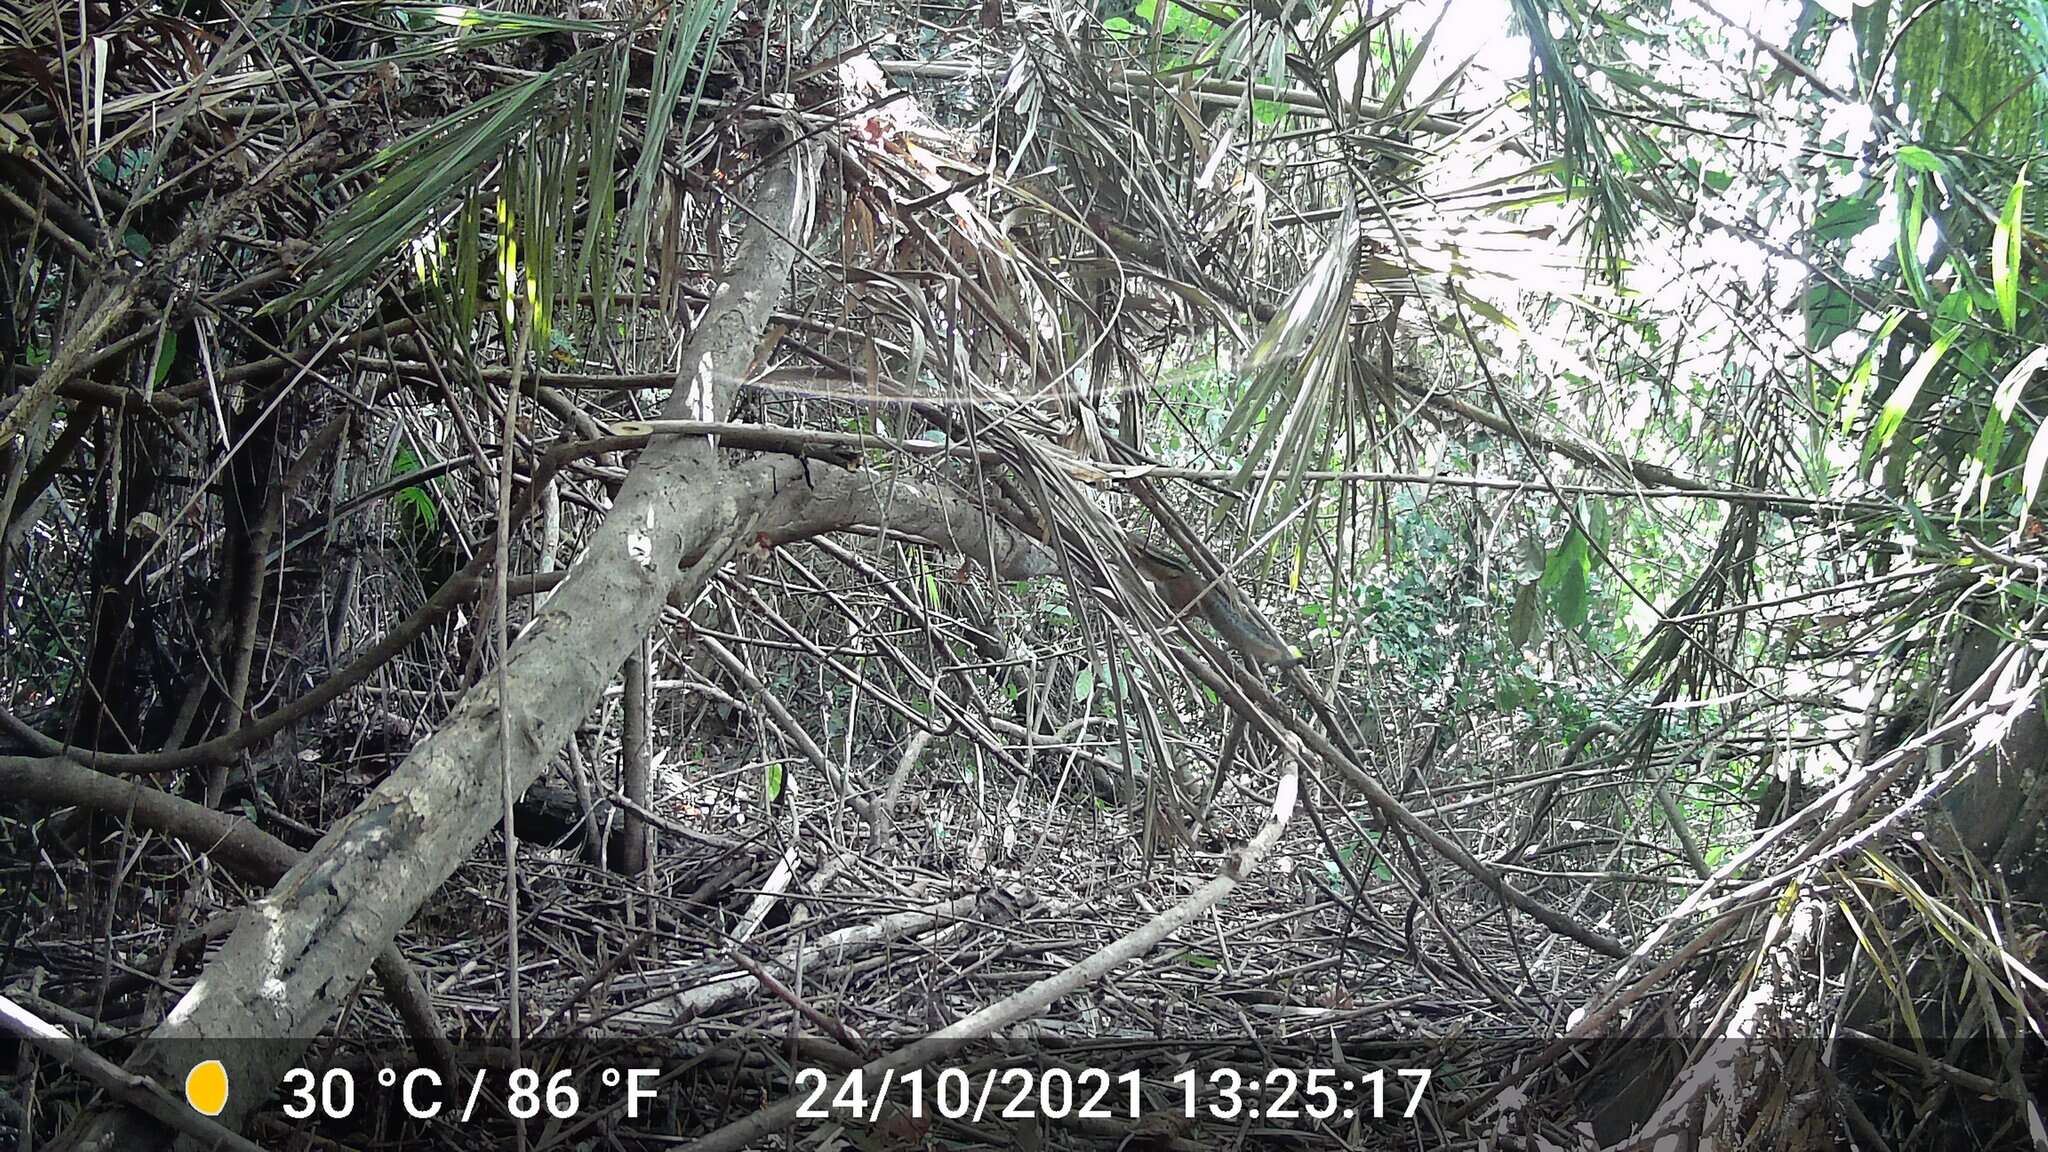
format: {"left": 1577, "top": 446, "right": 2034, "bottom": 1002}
{"left": 8, "top": 706, "right": 1673, "bottom": 1150}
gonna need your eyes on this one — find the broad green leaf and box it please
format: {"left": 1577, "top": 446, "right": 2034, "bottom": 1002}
{"left": 1072, "top": 665, "right": 1096, "bottom": 702}
{"left": 394, "top": 485, "right": 438, "bottom": 533}
{"left": 1812, "top": 186, "right": 1883, "bottom": 245}
{"left": 150, "top": 330, "right": 177, "bottom": 388}
{"left": 1990, "top": 344, "right": 2039, "bottom": 422}
{"left": 1867, "top": 328, "right": 1956, "bottom": 459}
{"left": 1805, "top": 281, "right": 1862, "bottom": 353}
{"left": 764, "top": 761, "right": 785, "bottom": 804}
{"left": 1458, "top": 291, "right": 1521, "bottom": 332}
{"left": 1554, "top": 559, "right": 1588, "bottom": 632}
{"left": 1936, "top": 286, "right": 1976, "bottom": 326}
{"left": 1509, "top": 582, "right": 1542, "bottom": 649}
{"left": 1895, "top": 144, "right": 1946, "bottom": 174}
{"left": 1680, "top": 158, "right": 1734, "bottom": 193}
{"left": 2023, "top": 418, "right": 2048, "bottom": 530}
{"left": 1541, "top": 528, "right": 1591, "bottom": 631}
{"left": 1964, "top": 347, "right": 2048, "bottom": 514}
{"left": 1993, "top": 173, "right": 2025, "bottom": 332}
{"left": 1895, "top": 173, "right": 1934, "bottom": 312}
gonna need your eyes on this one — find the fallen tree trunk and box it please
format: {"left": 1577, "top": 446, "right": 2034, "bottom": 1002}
{"left": 0, "top": 755, "right": 455, "bottom": 1080}
{"left": 1614, "top": 892, "right": 1831, "bottom": 1152}
{"left": 51, "top": 143, "right": 1054, "bottom": 1152}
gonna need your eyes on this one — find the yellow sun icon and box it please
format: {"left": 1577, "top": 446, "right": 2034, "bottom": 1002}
{"left": 184, "top": 1059, "right": 229, "bottom": 1117}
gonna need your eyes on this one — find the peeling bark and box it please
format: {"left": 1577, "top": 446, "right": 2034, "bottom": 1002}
{"left": 1615, "top": 894, "right": 1831, "bottom": 1152}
